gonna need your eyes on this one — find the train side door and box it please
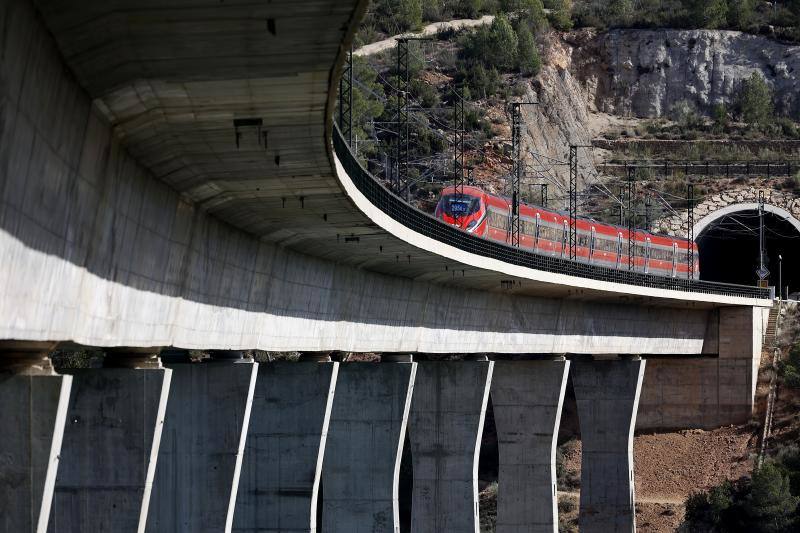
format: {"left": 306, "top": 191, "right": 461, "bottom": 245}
{"left": 616, "top": 232, "right": 623, "bottom": 269}
{"left": 534, "top": 213, "right": 541, "bottom": 250}
{"left": 590, "top": 227, "right": 596, "bottom": 264}
{"left": 644, "top": 238, "right": 651, "bottom": 274}
{"left": 671, "top": 243, "right": 678, "bottom": 278}
{"left": 561, "top": 221, "right": 568, "bottom": 257}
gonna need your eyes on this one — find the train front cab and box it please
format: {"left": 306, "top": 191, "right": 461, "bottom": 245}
{"left": 434, "top": 187, "right": 487, "bottom": 235}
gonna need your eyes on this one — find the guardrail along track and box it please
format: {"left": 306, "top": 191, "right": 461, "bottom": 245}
{"left": 333, "top": 126, "right": 769, "bottom": 300}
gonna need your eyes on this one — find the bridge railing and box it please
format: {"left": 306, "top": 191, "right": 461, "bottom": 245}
{"left": 332, "top": 125, "right": 770, "bottom": 300}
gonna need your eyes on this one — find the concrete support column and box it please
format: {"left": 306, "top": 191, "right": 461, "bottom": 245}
{"left": 0, "top": 342, "right": 71, "bottom": 533}
{"left": 49, "top": 349, "right": 171, "bottom": 533}
{"left": 146, "top": 352, "right": 257, "bottom": 533}
{"left": 572, "top": 358, "right": 646, "bottom": 533}
{"left": 409, "top": 361, "right": 493, "bottom": 533}
{"left": 491, "top": 359, "right": 570, "bottom": 533}
{"left": 322, "top": 361, "right": 417, "bottom": 533}
{"left": 233, "top": 361, "right": 338, "bottom": 533}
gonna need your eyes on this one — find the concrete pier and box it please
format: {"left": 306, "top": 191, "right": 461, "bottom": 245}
{"left": 492, "top": 359, "right": 570, "bottom": 533}
{"left": 409, "top": 361, "right": 493, "bottom": 533}
{"left": 322, "top": 362, "right": 416, "bottom": 533}
{"left": 0, "top": 372, "right": 72, "bottom": 533}
{"left": 49, "top": 367, "right": 171, "bottom": 533}
{"left": 572, "top": 358, "right": 646, "bottom": 533}
{"left": 146, "top": 359, "right": 257, "bottom": 533}
{"left": 234, "top": 362, "right": 338, "bottom": 533}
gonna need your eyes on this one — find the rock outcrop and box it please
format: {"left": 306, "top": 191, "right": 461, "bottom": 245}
{"left": 518, "top": 33, "right": 598, "bottom": 192}
{"left": 579, "top": 29, "right": 800, "bottom": 119}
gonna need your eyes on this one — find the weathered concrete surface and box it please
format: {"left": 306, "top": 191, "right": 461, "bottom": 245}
{"left": 573, "top": 359, "right": 645, "bottom": 533}
{"left": 322, "top": 363, "right": 416, "bottom": 533}
{"left": 638, "top": 306, "right": 766, "bottom": 429}
{"left": 492, "top": 360, "right": 570, "bottom": 533}
{"left": 0, "top": 0, "right": 766, "bottom": 357}
{"left": 408, "top": 362, "right": 493, "bottom": 533}
{"left": 146, "top": 362, "right": 257, "bottom": 533}
{"left": 0, "top": 374, "right": 71, "bottom": 533}
{"left": 234, "top": 362, "right": 338, "bottom": 533}
{"left": 48, "top": 369, "right": 171, "bottom": 533}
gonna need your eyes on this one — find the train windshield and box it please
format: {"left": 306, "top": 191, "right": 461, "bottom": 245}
{"left": 437, "top": 194, "right": 481, "bottom": 217}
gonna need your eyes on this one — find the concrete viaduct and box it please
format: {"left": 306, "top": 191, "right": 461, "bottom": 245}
{"left": 0, "top": 0, "right": 772, "bottom": 532}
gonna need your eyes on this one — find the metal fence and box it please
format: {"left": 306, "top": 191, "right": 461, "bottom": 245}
{"left": 332, "top": 125, "right": 769, "bottom": 300}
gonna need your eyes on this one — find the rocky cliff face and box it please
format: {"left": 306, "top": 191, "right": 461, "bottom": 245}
{"left": 517, "top": 34, "right": 599, "bottom": 192}
{"left": 506, "top": 28, "right": 800, "bottom": 196}
{"left": 578, "top": 29, "right": 800, "bottom": 119}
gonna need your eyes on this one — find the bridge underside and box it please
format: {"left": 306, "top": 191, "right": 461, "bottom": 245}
{"left": 0, "top": 2, "right": 777, "bottom": 532}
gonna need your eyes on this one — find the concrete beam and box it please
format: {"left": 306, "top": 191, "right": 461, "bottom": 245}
{"left": 408, "top": 361, "right": 493, "bottom": 533}
{"left": 0, "top": 372, "right": 72, "bottom": 533}
{"left": 49, "top": 367, "right": 171, "bottom": 532}
{"left": 321, "top": 362, "right": 416, "bottom": 533}
{"left": 492, "top": 359, "right": 570, "bottom": 533}
{"left": 572, "top": 358, "right": 645, "bottom": 533}
{"left": 146, "top": 360, "right": 257, "bottom": 533}
{"left": 233, "top": 362, "right": 338, "bottom": 533}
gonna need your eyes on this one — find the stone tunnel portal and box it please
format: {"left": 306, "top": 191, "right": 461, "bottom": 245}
{"left": 697, "top": 208, "right": 800, "bottom": 297}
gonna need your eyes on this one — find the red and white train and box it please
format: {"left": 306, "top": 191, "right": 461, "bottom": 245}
{"left": 434, "top": 185, "right": 699, "bottom": 278}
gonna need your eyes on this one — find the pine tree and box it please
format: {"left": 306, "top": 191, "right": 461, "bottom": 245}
{"left": 738, "top": 72, "right": 773, "bottom": 125}
{"left": 516, "top": 24, "right": 541, "bottom": 75}
{"left": 488, "top": 14, "right": 519, "bottom": 71}
{"left": 744, "top": 463, "right": 799, "bottom": 533}
{"left": 608, "top": 0, "right": 635, "bottom": 27}
{"left": 688, "top": 0, "right": 728, "bottom": 29}
{"left": 728, "top": 0, "right": 756, "bottom": 29}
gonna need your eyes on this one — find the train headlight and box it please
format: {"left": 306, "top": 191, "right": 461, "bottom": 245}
{"left": 466, "top": 220, "right": 477, "bottom": 232}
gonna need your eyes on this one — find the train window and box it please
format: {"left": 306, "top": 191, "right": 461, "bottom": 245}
{"left": 487, "top": 209, "right": 508, "bottom": 230}
{"left": 541, "top": 223, "right": 559, "bottom": 242}
{"left": 437, "top": 194, "right": 481, "bottom": 217}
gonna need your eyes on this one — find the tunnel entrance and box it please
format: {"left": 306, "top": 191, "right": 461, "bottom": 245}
{"left": 697, "top": 208, "right": 800, "bottom": 296}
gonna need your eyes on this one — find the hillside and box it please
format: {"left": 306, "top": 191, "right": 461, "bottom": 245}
{"left": 350, "top": 1, "right": 800, "bottom": 225}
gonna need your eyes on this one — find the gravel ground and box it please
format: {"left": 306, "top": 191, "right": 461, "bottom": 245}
{"left": 557, "top": 424, "right": 758, "bottom": 532}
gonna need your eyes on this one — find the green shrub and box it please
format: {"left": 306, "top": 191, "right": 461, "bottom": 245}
{"left": 670, "top": 99, "right": 703, "bottom": 131}
{"left": 688, "top": 0, "right": 729, "bottom": 29}
{"left": 739, "top": 72, "right": 774, "bottom": 126}
{"left": 684, "top": 481, "right": 735, "bottom": 531}
{"left": 503, "top": 0, "right": 547, "bottom": 29}
{"left": 411, "top": 79, "right": 440, "bottom": 108}
{"left": 777, "top": 117, "right": 800, "bottom": 139}
{"left": 728, "top": 0, "right": 757, "bottom": 30}
{"left": 683, "top": 468, "right": 799, "bottom": 533}
{"left": 712, "top": 103, "right": 729, "bottom": 133}
{"left": 397, "top": 0, "right": 424, "bottom": 31}
{"left": 780, "top": 343, "right": 800, "bottom": 388}
{"left": 545, "top": 0, "right": 573, "bottom": 30}
{"left": 775, "top": 445, "right": 800, "bottom": 498}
